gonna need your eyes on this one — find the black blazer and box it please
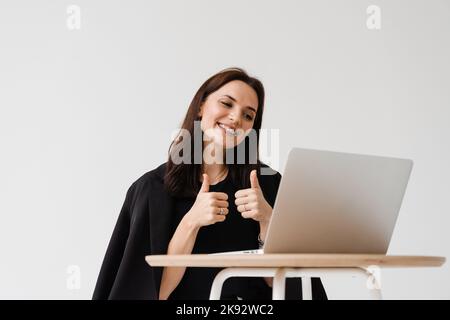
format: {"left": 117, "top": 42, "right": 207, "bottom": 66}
{"left": 92, "top": 162, "right": 327, "bottom": 300}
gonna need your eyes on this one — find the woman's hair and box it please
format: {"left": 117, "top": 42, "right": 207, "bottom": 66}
{"left": 164, "top": 67, "right": 265, "bottom": 198}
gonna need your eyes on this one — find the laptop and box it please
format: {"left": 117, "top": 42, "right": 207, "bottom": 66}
{"left": 212, "top": 147, "right": 413, "bottom": 255}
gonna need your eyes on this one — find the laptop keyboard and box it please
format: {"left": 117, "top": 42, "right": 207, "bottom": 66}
{"left": 210, "top": 249, "right": 264, "bottom": 255}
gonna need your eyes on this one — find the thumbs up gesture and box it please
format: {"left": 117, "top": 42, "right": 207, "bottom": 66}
{"left": 234, "top": 170, "right": 272, "bottom": 224}
{"left": 185, "top": 174, "right": 229, "bottom": 229}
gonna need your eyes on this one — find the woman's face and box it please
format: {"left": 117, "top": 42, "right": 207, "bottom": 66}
{"left": 199, "top": 80, "right": 259, "bottom": 150}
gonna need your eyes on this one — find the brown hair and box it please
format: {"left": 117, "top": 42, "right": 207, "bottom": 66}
{"left": 164, "top": 67, "right": 265, "bottom": 197}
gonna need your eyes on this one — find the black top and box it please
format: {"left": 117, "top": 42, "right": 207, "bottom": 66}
{"left": 168, "top": 173, "right": 269, "bottom": 300}
{"left": 92, "top": 162, "right": 327, "bottom": 300}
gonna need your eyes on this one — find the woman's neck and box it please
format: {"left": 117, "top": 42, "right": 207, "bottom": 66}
{"left": 202, "top": 163, "right": 228, "bottom": 184}
{"left": 201, "top": 141, "right": 228, "bottom": 183}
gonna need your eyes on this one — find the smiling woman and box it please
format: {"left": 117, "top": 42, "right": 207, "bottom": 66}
{"left": 164, "top": 68, "right": 266, "bottom": 198}
{"left": 92, "top": 67, "right": 327, "bottom": 300}
{"left": 199, "top": 81, "right": 259, "bottom": 150}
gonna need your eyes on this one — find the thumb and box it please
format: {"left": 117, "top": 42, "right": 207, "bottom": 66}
{"left": 200, "top": 174, "right": 210, "bottom": 193}
{"left": 250, "top": 170, "right": 260, "bottom": 189}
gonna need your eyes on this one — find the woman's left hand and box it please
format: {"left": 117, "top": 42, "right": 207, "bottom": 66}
{"left": 235, "top": 170, "right": 272, "bottom": 225}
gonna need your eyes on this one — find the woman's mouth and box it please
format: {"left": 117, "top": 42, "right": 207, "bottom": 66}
{"left": 217, "top": 123, "right": 239, "bottom": 136}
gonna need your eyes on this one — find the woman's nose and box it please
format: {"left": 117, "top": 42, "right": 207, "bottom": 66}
{"left": 228, "top": 113, "right": 240, "bottom": 127}
{"left": 229, "top": 118, "right": 239, "bottom": 128}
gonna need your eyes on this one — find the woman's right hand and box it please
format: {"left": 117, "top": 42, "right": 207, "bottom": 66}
{"left": 184, "top": 174, "right": 229, "bottom": 228}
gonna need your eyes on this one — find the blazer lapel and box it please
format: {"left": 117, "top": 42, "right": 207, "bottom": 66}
{"left": 147, "top": 163, "right": 173, "bottom": 295}
{"left": 148, "top": 163, "right": 173, "bottom": 255}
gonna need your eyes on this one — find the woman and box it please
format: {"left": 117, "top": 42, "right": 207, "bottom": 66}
{"left": 93, "top": 67, "right": 327, "bottom": 300}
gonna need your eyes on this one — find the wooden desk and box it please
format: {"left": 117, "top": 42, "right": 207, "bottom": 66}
{"left": 145, "top": 254, "right": 445, "bottom": 300}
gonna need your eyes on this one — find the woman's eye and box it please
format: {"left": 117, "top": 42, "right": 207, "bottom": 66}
{"left": 221, "top": 101, "right": 254, "bottom": 121}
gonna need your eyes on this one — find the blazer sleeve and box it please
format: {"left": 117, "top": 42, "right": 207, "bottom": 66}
{"left": 92, "top": 183, "right": 135, "bottom": 299}
{"left": 263, "top": 172, "right": 282, "bottom": 208}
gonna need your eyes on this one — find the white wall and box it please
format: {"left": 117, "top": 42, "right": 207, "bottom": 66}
{"left": 0, "top": 0, "right": 449, "bottom": 299}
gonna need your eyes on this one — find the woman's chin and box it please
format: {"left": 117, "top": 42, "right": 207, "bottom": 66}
{"left": 209, "top": 134, "right": 234, "bottom": 149}
{"left": 214, "top": 140, "right": 235, "bottom": 150}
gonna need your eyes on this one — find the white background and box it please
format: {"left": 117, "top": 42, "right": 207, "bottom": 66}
{"left": 0, "top": 0, "right": 449, "bottom": 299}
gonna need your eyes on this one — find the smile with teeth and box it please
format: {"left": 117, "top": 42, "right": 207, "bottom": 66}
{"left": 218, "top": 123, "right": 239, "bottom": 136}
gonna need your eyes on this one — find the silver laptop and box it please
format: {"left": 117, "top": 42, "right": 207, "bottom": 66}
{"left": 212, "top": 147, "right": 413, "bottom": 255}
